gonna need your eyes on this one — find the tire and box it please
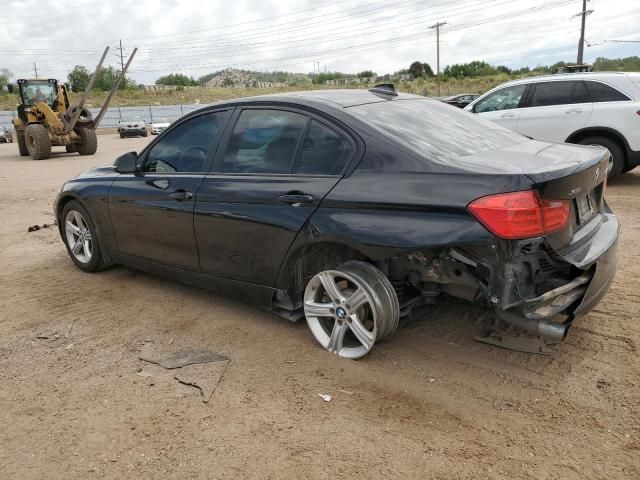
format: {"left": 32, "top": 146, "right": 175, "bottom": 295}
{"left": 119, "top": 132, "right": 124, "bottom": 139}
{"left": 622, "top": 165, "right": 636, "bottom": 174}
{"left": 76, "top": 127, "right": 98, "bottom": 155}
{"left": 25, "top": 123, "right": 51, "bottom": 160}
{"left": 16, "top": 132, "right": 29, "bottom": 156}
{"left": 303, "top": 260, "right": 400, "bottom": 359}
{"left": 65, "top": 144, "right": 77, "bottom": 153}
{"left": 576, "top": 136, "right": 625, "bottom": 179}
{"left": 64, "top": 106, "right": 93, "bottom": 126}
{"left": 142, "top": 130, "right": 148, "bottom": 137}
{"left": 60, "top": 200, "right": 105, "bottom": 273}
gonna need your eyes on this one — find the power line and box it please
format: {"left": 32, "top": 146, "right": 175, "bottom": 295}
{"left": 127, "top": 0, "right": 578, "bottom": 73}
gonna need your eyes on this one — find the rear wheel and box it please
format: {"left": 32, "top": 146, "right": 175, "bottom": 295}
{"left": 61, "top": 200, "right": 105, "bottom": 272}
{"left": 16, "top": 131, "right": 29, "bottom": 156}
{"left": 303, "top": 261, "right": 399, "bottom": 359}
{"left": 576, "top": 136, "right": 625, "bottom": 179}
{"left": 76, "top": 127, "right": 97, "bottom": 155}
{"left": 25, "top": 123, "right": 51, "bottom": 160}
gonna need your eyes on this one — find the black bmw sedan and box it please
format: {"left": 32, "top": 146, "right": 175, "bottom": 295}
{"left": 54, "top": 86, "right": 618, "bottom": 359}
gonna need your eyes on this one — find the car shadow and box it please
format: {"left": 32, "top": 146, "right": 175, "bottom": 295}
{"left": 608, "top": 169, "right": 639, "bottom": 187}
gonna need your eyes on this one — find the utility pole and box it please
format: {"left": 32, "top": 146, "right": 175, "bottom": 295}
{"left": 116, "top": 39, "right": 127, "bottom": 89}
{"left": 575, "top": 0, "right": 593, "bottom": 64}
{"left": 33, "top": 62, "right": 38, "bottom": 79}
{"left": 429, "top": 21, "right": 447, "bottom": 95}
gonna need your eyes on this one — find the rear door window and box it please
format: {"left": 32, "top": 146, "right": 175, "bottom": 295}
{"left": 528, "top": 81, "right": 589, "bottom": 107}
{"left": 222, "top": 109, "right": 308, "bottom": 174}
{"left": 293, "top": 120, "right": 353, "bottom": 175}
{"left": 585, "top": 81, "right": 630, "bottom": 102}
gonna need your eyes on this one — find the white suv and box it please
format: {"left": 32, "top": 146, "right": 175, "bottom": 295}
{"left": 465, "top": 72, "right": 640, "bottom": 178}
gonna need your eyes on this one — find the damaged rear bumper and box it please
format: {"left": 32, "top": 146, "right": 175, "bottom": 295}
{"left": 497, "top": 213, "right": 619, "bottom": 339}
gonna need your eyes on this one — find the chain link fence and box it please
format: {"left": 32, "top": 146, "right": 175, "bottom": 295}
{"left": 0, "top": 103, "right": 212, "bottom": 130}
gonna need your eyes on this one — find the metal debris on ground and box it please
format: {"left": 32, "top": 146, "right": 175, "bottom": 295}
{"left": 474, "top": 333, "right": 557, "bottom": 355}
{"left": 318, "top": 394, "right": 332, "bottom": 402}
{"left": 139, "top": 343, "right": 230, "bottom": 402}
{"left": 27, "top": 221, "right": 57, "bottom": 233}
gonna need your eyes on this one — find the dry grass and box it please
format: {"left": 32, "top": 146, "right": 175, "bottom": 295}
{"left": 0, "top": 75, "right": 513, "bottom": 111}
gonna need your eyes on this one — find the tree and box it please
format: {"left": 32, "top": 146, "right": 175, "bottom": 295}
{"left": 67, "top": 65, "right": 90, "bottom": 92}
{"left": 93, "top": 66, "right": 120, "bottom": 91}
{"left": 409, "top": 61, "right": 425, "bottom": 78}
{"left": 357, "top": 70, "right": 376, "bottom": 78}
{"left": 155, "top": 73, "right": 197, "bottom": 86}
{"left": 312, "top": 71, "right": 344, "bottom": 84}
{"left": 0, "top": 68, "right": 13, "bottom": 92}
{"left": 67, "top": 65, "right": 134, "bottom": 91}
{"left": 593, "top": 56, "right": 640, "bottom": 72}
{"left": 423, "top": 62, "right": 434, "bottom": 77}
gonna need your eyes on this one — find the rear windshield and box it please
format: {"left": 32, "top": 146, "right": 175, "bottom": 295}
{"left": 347, "top": 99, "right": 524, "bottom": 161}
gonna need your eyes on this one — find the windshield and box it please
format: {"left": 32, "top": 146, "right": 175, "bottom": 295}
{"left": 347, "top": 98, "right": 525, "bottom": 162}
{"left": 21, "top": 81, "right": 56, "bottom": 106}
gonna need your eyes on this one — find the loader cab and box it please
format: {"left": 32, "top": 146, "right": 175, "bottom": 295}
{"left": 16, "top": 79, "right": 70, "bottom": 125}
{"left": 18, "top": 79, "right": 58, "bottom": 106}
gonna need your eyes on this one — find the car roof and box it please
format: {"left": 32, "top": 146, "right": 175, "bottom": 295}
{"left": 498, "top": 71, "right": 635, "bottom": 87}
{"left": 215, "top": 89, "right": 426, "bottom": 108}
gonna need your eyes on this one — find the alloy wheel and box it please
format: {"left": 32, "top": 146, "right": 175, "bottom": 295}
{"left": 64, "top": 210, "right": 93, "bottom": 264}
{"left": 304, "top": 262, "right": 398, "bottom": 359}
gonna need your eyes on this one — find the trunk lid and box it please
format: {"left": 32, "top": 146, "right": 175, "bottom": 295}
{"left": 529, "top": 143, "right": 610, "bottom": 256}
{"left": 457, "top": 140, "right": 610, "bottom": 255}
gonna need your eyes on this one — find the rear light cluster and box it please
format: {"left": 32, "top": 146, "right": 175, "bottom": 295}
{"left": 468, "top": 190, "right": 570, "bottom": 239}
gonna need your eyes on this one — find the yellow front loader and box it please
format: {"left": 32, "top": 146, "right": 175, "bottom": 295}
{"left": 11, "top": 46, "right": 137, "bottom": 160}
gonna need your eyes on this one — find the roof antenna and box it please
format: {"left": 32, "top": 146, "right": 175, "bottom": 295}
{"left": 368, "top": 83, "right": 398, "bottom": 97}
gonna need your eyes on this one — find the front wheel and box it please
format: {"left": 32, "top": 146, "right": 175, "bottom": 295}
{"left": 61, "top": 201, "right": 105, "bottom": 272}
{"left": 76, "top": 127, "right": 97, "bottom": 155}
{"left": 25, "top": 123, "right": 51, "bottom": 160}
{"left": 303, "top": 261, "right": 399, "bottom": 359}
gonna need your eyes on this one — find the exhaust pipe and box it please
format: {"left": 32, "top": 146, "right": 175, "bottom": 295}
{"left": 496, "top": 309, "right": 568, "bottom": 340}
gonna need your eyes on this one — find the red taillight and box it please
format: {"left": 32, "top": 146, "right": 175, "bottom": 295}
{"left": 468, "top": 190, "right": 570, "bottom": 239}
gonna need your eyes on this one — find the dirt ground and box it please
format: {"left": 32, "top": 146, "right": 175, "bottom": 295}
{"left": 0, "top": 135, "right": 638, "bottom": 480}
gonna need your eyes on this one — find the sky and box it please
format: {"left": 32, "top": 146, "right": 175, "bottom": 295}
{"left": 1, "top": 0, "right": 639, "bottom": 85}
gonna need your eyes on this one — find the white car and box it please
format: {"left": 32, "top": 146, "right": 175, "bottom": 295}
{"left": 149, "top": 117, "right": 171, "bottom": 135}
{"left": 465, "top": 72, "right": 640, "bottom": 177}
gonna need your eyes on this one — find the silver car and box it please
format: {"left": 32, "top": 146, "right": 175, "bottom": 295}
{"left": 0, "top": 124, "right": 13, "bottom": 143}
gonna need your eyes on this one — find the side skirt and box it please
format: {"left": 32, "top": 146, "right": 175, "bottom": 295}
{"left": 111, "top": 253, "right": 276, "bottom": 308}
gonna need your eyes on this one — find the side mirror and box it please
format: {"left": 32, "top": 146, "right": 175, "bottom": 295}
{"left": 115, "top": 151, "right": 138, "bottom": 173}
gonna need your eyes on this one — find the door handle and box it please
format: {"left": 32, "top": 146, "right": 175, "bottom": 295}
{"left": 565, "top": 109, "right": 583, "bottom": 114}
{"left": 168, "top": 190, "right": 194, "bottom": 201}
{"left": 278, "top": 193, "right": 314, "bottom": 206}
{"left": 500, "top": 113, "right": 516, "bottom": 118}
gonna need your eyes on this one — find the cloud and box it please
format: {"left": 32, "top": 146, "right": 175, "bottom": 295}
{"left": 1, "top": 0, "right": 638, "bottom": 84}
